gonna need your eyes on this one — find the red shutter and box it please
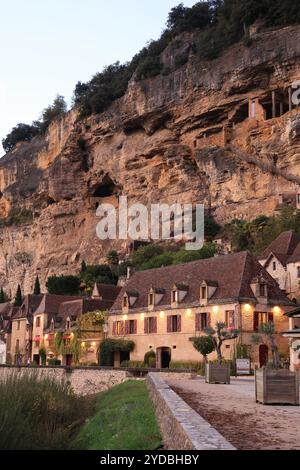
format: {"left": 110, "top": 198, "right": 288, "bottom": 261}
{"left": 177, "top": 315, "right": 181, "bottom": 333}
{"left": 253, "top": 312, "right": 259, "bottom": 331}
{"left": 195, "top": 314, "right": 200, "bottom": 331}
{"left": 120, "top": 321, "right": 124, "bottom": 336}
{"left": 153, "top": 317, "right": 157, "bottom": 334}
{"left": 112, "top": 322, "right": 116, "bottom": 336}
{"left": 268, "top": 312, "right": 274, "bottom": 323}
{"left": 167, "top": 316, "right": 172, "bottom": 333}
{"left": 125, "top": 321, "right": 129, "bottom": 335}
{"left": 144, "top": 318, "right": 148, "bottom": 334}
{"left": 134, "top": 320, "right": 137, "bottom": 334}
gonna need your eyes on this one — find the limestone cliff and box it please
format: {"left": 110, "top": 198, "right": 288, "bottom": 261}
{"left": 1, "top": 25, "right": 300, "bottom": 296}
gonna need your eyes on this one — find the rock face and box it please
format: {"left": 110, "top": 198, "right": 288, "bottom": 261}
{"left": 1, "top": 25, "right": 300, "bottom": 295}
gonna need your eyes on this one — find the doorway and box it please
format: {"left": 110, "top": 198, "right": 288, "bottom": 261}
{"left": 157, "top": 347, "right": 171, "bottom": 369}
{"left": 33, "top": 354, "right": 40, "bottom": 366}
{"left": 65, "top": 355, "right": 73, "bottom": 367}
{"left": 259, "top": 344, "right": 269, "bottom": 368}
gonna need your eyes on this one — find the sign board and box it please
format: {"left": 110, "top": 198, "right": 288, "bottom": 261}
{"left": 236, "top": 358, "right": 251, "bottom": 375}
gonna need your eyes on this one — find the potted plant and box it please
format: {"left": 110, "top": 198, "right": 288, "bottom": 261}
{"left": 204, "top": 322, "right": 239, "bottom": 384}
{"left": 252, "top": 322, "right": 299, "bottom": 405}
{"left": 192, "top": 335, "right": 215, "bottom": 367}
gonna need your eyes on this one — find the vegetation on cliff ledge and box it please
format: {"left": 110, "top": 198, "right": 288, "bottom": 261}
{"left": 3, "top": 1, "right": 300, "bottom": 152}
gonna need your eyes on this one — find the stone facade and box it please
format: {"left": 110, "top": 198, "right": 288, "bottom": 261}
{"left": 147, "top": 373, "right": 235, "bottom": 450}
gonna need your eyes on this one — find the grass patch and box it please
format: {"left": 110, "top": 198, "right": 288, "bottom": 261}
{"left": 73, "top": 380, "right": 162, "bottom": 450}
{"left": 0, "top": 372, "right": 95, "bottom": 450}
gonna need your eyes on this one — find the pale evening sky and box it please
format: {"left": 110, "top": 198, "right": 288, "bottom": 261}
{"left": 0, "top": 0, "right": 196, "bottom": 156}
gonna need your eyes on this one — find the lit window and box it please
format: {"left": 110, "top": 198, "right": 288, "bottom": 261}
{"left": 36, "top": 317, "right": 41, "bottom": 328}
{"left": 172, "top": 290, "right": 178, "bottom": 303}
{"left": 225, "top": 311, "right": 235, "bottom": 328}
{"left": 149, "top": 293, "right": 154, "bottom": 306}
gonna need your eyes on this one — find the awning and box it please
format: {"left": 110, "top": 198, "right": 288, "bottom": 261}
{"left": 33, "top": 337, "right": 41, "bottom": 342}
{"left": 63, "top": 335, "right": 71, "bottom": 340}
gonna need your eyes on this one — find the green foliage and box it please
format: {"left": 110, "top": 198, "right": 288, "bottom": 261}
{"left": 46, "top": 275, "right": 81, "bottom": 296}
{"left": 120, "top": 361, "right": 145, "bottom": 369}
{"left": 0, "top": 288, "right": 8, "bottom": 304}
{"left": 33, "top": 276, "right": 41, "bottom": 295}
{"left": 39, "top": 95, "right": 67, "bottom": 133}
{"left": 0, "top": 372, "right": 94, "bottom": 450}
{"left": 38, "top": 346, "right": 47, "bottom": 366}
{"left": 236, "top": 343, "right": 250, "bottom": 359}
{"left": 205, "top": 214, "right": 221, "bottom": 238}
{"left": 0, "top": 208, "right": 33, "bottom": 228}
{"left": 73, "top": 381, "right": 162, "bottom": 450}
{"left": 106, "top": 250, "right": 119, "bottom": 266}
{"left": 192, "top": 336, "right": 215, "bottom": 362}
{"left": 2, "top": 123, "right": 40, "bottom": 153}
{"left": 144, "top": 350, "right": 156, "bottom": 368}
{"left": 99, "top": 339, "right": 135, "bottom": 367}
{"left": 131, "top": 242, "right": 216, "bottom": 271}
{"left": 48, "top": 359, "right": 61, "bottom": 366}
{"left": 14, "top": 284, "right": 23, "bottom": 307}
{"left": 79, "top": 264, "right": 118, "bottom": 294}
{"left": 169, "top": 361, "right": 205, "bottom": 374}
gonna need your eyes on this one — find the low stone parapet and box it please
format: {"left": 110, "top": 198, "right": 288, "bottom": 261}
{"left": 147, "top": 372, "right": 236, "bottom": 451}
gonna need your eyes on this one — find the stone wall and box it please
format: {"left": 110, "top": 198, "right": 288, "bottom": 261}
{"left": 147, "top": 372, "right": 235, "bottom": 451}
{"left": 0, "top": 365, "right": 128, "bottom": 395}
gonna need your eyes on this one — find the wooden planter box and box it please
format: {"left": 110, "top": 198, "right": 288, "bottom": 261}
{"left": 205, "top": 363, "right": 230, "bottom": 384}
{"left": 255, "top": 368, "right": 299, "bottom": 405}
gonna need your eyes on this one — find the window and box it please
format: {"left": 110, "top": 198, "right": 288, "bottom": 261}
{"left": 167, "top": 315, "right": 181, "bottom": 333}
{"left": 201, "top": 286, "right": 207, "bottom": 300}
{"left": 225, "top": 311, "right": 235, "bottom": 328}
{"left": 253, "top": 312, "right": 269, "bottom": 331}
{"left": 66, "top": 319, "right": 71, "bottom": 330}
{"left": 50, "top": 319, "right": 54, "bottom": 331}
{"left": 123, "top": 296, "right": 128, "bottom": 308}
{"left": 259, "top": 284, "right": 266, "bottom": 297}
{"left": 196, "top": 313, "right": 208, "bottom": 331}
{"left": 149, "top": 293, "right": 154, "bottom": 306}
{"left": 16, "top": 339, "right": 19, "bottom": 352}
{"left": 17, "top": 320, "right": 20, "bottom": 331}
{"left": 144, "top": 317, "right": 157, "bottom": 334}
{"left": 273, "top": 262, "right": 276, "bottom": 271}
{"left": 172, "top": 290, "right": 177, "bottom": 303}
{"left": 129, "top": 320, "right": 135, "bottom": 335}
{"left": 36, "top": 317, "right": 41, "bottom": 328}
{"left": 116, "top": 321, "right": 122, "bottom": 336}
{"left": 297, "top": 266, "right": 300, "bottom": 279}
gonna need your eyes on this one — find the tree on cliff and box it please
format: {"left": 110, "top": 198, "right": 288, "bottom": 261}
{"left": 14, "top": 285, "right": 23, "bottom": 307}
{"left": 0, "top": 288, "right": 8, "bottom": 304}
{"left": 39, "top": 95, "right": 67, "bottom": 133}
{"left": 33, "top": 276, "right": 41, "bottom": 296}
{"left": 46, "top": 275, "right": 81, "bottom": 296}
{"left": 2, "top": 123, "right": 40, "bottom": 153}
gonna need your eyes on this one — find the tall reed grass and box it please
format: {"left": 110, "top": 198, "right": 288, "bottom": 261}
{"left": 0, "top": 372, "right": 94, "bottom": 450}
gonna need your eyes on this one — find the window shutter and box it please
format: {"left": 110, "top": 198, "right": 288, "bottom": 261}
{"left": 195, "top": 314, "right": 200, "bottom": 331}
{"left": 134, "top": 320, "right": 137, "bottom": 334}
{"left": 167, "top": 316, "right": 172, "bottom": 333}
{"left": 207, "top": 313, "right": 211, "bottom": 328}
{"left": 253, "top": 312, "right": 259, "bottom": 331}
{"left": 153, "top": 317, "right": 157, "bottom": 334}
{"left": 120, "top": 321, "right": 125, "bottom": 336}
{"left": 177, "top": 315, "right": 181, "bottom": 333}
{"left": 125, "top": 321, "right": 129, "bottom": 335}
{"left": 144, "top": 318, "right": 148, "bottom": 334}
{"left": 268, "top": 312, "right": 274, "bottom": 323}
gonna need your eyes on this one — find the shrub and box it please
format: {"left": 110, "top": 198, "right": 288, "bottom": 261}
{"left": 120, "top": 361, "right": 145, "bottom": 369}
{"left": 192, "top": 336, "right": 215, "bottom": 363}
{"left": 169, "top": 361, "right": 204, "bottom": 374}
{"left": 48, "top": 359, "right": 61, "bottom": 366}
{"left": 2, "top": 123, "right": 40, "bottom": 153}
{"left": 144, "top": 350, "right": 156, "bottom": 367}
{"left": 0, "top": 373, "right": 93, "bottom": 450}
{"left": 0, "top": 208, "right": 33, "bottom": 228}
{"left": 46, "top": 275, "right": 81, "bottom": 296}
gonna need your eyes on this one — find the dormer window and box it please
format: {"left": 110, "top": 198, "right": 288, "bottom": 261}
{"left": 66, "top": 317, "right": 71, "bottom": 330}
{"left": 259, "top": 284, "right": 267, "bottom": 297}
{"left": 172, "top": 290, "right": 178, "bottom": 303}
{"left": 149, "top": 293, "right": 154, "bottom": 306}
{"left": 123, "top": 291, "right": 139, "bottom": 310}
{"left": 201, "top": 286, "right": 207, "bottom": 300}
{"left": 172, "top": 284, "right": 188, "bottom": 305}
{"left": 50, "top": 319, "right": 55, "bottom": 332}
{"left": 123, "top": 296, "right": 128, "bottom": 308}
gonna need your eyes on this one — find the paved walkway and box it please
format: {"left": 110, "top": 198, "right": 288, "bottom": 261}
{"left": 167, "top": 376, "right": 300, "bottom": 450}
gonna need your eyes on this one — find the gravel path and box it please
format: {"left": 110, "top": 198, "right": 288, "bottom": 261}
{"left": 167, "top": 377, "right": 300, "bottom": 450}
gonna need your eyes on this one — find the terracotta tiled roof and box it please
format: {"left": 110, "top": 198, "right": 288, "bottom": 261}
{"left": 95, "top": 283, "right": 122, "bottom": 300}
{"left": 260, "top": 231, "right": 300, "bottom": 261}
{"left": 33, "top": 294, "right": 83, "bottom": 316}
{"left": 110, "top": 251, "right": 292, "bottom": 314}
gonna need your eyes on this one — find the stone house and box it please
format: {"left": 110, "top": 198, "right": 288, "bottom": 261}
{"left": 10, "top": 295, "right": 43, "bottom": 365}
{"left": 282, "top": 307, "right": 300, "bottom": 372}
{"left": 109, "top": 252, "right": 294, "bottom": 368}
{"left": 0, "top": 302, "right": 20, "bottom": 364}
{"left": 258, "top": 230, "right": 300, "bottom": 301}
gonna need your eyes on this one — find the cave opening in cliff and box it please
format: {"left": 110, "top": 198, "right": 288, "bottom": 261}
{"left": 92, "top": 175, "right": 119, "bottom": 198}
{"left": 232, "top": 102, "right": 249, "bottom": 124}
{"left": 260, "top": 90, "right": 290, "bottom": 120}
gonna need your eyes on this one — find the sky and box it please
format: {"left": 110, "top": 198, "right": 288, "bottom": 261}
{"left": 0, "top": 0, "right": 196, "bottom": 156}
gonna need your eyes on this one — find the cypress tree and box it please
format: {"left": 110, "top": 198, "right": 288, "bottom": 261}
{"left": 33, "top": 276, "right": 41, "bottom": 295}
{"left": 14, "top": 284, "right": 23, "bottom": 307}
